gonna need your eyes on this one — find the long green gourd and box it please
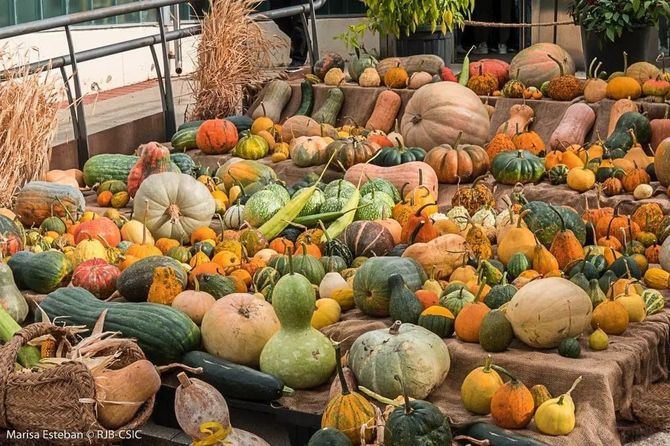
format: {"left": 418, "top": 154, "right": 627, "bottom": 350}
{"left": 0, "top": 306, "right": 41, "bottom": 368}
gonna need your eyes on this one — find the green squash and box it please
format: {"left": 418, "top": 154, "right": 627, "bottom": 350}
{"left": 547, "top": 164, "right": 569, "bottom": 185}
{"left": 323, "top": 180, "right": 356, "bottom": 200}
{"left": 608, "top": 255, "right": 641, "bottom": 279}
{"left": 522, "top": 201, "right": 586, "bottom": 247}
{"left": 320, "top": 196, "right": 348, "bottom": 214}
{"left": 308, "top": 428, "right": 353, "bottom": 446}
{"left": 604, "top": 112, "right": 651, "bottom": 157}
{"left": 389, "top": 274, "right": 424, "bottom": 324}
{"left": 569, "top": 272, "right": 590, "bottom": 293}
{"left": 587, "top": 279, "right": 606, "bottom": 308}
{"left": 0, "top": 263, "right": 29, "bottom": 323}
{"left": 484, "top": 281, "right": 517, "bottom": 310}
{"left": 116, "top": 256, "right": 187, "bottom": 302}
{"left": 322, "top": 235, "right": 353, "bottom": 267}
{"left": 296, "top": 188, "right": 325, "bottom": 217}
{"left": 170, "top": 153, "right": 197, "bottom": 176}
{"left": 198, "top": 274, "right": 236, "bottom": 299}
{"left": 215, "top": 159, "right": 278, "bottom": 195}
{"left": 253, "top": 267, "right": 281, "bottom": 292}
{"left": 353, "top": 257, "right": 427, "bottom": 317}
{"left": 359, "top": 177, "right": 401, "bottom": 203}
{"left": 320, "top": 255, "right": 348, "bottom": 273}
{"left": 491, "top": 150, "right": 545, "bottom": 185}
{"left": 233, "top": 134, "right": 270, "bottom": 160}
{"left": 83, "top": 154, "right": 138, "bottom": 186}
{"left": 479, "top": 309, "right": 514, "bottom": 352}
{"left": 98, "top": 179, "right": 128, "bottom": 194}
{"left": 372, "top": 145, "right": 426, "bottom": 167}
{"left": 39, "top": 216, "right": 67, "bottom": 235}
{"left": 506, "top": 253, "right": 531, "bottom": 279}
{"left": 263, "top": 183, "right": 291, "bottom": 204}
{"left": 418, "top": 307, "right": 455, "bottom": 338}
{"left": 166, "top": 246, "right": 192, "bottom": 263}
{"left": 558, "top": 337, "right": 581, "bottom": 358}
{"left": 642, "top": 289, "right": 665, "bottom": 315}
{"left": 599, "top": 270, "right": 619, "bottom": 293}
{"left": 440, "top": 288, "right": 475, "bottom": 316}
{"left": 244, "top": 190, "right": 284, "bottom": 228}
{"left": 8, "top": 251, "right": 73, "bottom": 294}
{"left": 259, "top": 260, "right": 336, "bottom": 389}
{"left": 355, "top": 191, "right": 394, "bottom": 220}
{"left": 348, "top": 49, "right": 378, "bottom": 82}
{"left": 384, "top": 377, "right": 452, "bottom": 446}
{"left": 170, "top": 127, "right": 198, "bottom": 151}
{"left": 269, "top": 253, "right": 325, "bottom": 285}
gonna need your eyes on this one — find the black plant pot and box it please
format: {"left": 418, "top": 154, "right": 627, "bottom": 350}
{"left": 581, "top": 26, "right": 653, "bottom": 76}
{"left": 380, "top": 27, "right": 454, "bottom": 63}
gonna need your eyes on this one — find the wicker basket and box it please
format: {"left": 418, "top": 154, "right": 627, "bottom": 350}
{"left": 0, "top": 323, "right": 154, "bottom": 445}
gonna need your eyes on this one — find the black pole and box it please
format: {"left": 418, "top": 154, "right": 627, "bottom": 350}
{"left": 157, "top": 7, "right": 176, "bottom": 137}
{"left": 64, "top": 25, "right": 89, "bottom": 168}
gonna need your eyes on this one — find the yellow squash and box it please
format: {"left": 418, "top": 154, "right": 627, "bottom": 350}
{"left": 535, "top": 376, "right": 582, "bottom": 436}
{"left": 460, "top": 355, "right": 503, "bottom": 415}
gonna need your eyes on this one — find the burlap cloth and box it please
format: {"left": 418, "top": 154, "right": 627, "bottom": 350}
{"left": 278, "top": 308, "right": 670, "bottom": 446}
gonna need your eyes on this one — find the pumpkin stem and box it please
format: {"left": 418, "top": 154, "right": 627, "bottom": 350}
{"left": 142, "top": 199, "right": 150, "bottom": 245}
{"left": 547, "top": 53, "right": 565, "bottom": 77}
{"left": 260, "top": 103, "right": 267, "bottom": 118}
{"left": 453, "top": 131, "right": 463, "bottom": 149}
{"left": 177, "top": 372, "right": 192, "bottom": 388}
{"left": 414, "top": 202, "right": 436, "bottom": 217}
{"left": 623, "top": 51, "right": 629, "bottom": 73}
{"left": 564, "top": 375, "right": 582, "bottom": 398}
{"left": 334, "top": 343, "right": 350, "bottom": 396}
{"left": 194, "top": 276, "right": 200, "bottom": 292}
{"left": 490, "top": 364, "right": 521, "bottom": 384}
{"left": 389, "top": 320, "right": 402, "bottom": 335}
{"left": 557, "top": 395, "right": 566, "bottom": 406}
{"left": 408, "top": 220, "right": 425, "bottom": 245}
{"left": 587, "top": 58, "right": 597, "bottom": 79}
{"left": 482, "top": 354, "right": 494, "bottom": 372}
{"left": 410, "top": 113, "right": 422, "bottom": 125}
{"left": 399, "top": 182, "right": 410, "bottom": 201}
{"left": 594, "top": 61, "right": 603, "bottom": 80}
{"left": 287, "top": 246, "right": 295, "bottom": 275}
{"left": 393, "top": 374, "right": 412, "bottom": 416}
{"left": 418, "top": 168, "right": 424, "bottom": 187}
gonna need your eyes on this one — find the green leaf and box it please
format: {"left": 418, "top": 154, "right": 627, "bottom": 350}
{"left": 606, "top": 27, "right": 615, "bottom": 42}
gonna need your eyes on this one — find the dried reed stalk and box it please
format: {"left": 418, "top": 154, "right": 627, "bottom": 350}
{"left": 190, "top": 0, "right": 282, "bottom": 120}
{"left": 0, "top": 49, "right": 61, "bottom": 208}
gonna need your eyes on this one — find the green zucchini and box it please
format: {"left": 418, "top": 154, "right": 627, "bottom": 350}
{"left": 312, "top": 87, "right": 344, "bottom": 126}
{"left": 182, "top": 351, "right": 291, "bottom": 402}
{"left": 177, "top": 120, "right": 205, "bottom": 131}
{"left": 295, "top": 80, "right": 314, "bottom": 116}
{"left": 0, "top": 306, "right": 41, "bottom": 368}
{"left": 170, "top": 127, "right": 198, "bottom": 151}
{"left": 40, "top": 287, "right": 200, "bottom": 364}
{"left": 225, "top": 115, "right": 253, "bottom": 133}
{"left": 454, "top": 422, "right": 548, "bottom": 446}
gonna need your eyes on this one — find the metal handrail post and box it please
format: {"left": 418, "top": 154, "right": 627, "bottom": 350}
{"left": 157, "top": 7, "right": 176, "bottom": 137}
{"left": 64, "top": 25, "right": 89, "bottom": 168}
{"left": 308, "top": 0, "right": 319, "bottom": 63}
{"left": 150, "top": 45, "right": 168, "bottom": 131}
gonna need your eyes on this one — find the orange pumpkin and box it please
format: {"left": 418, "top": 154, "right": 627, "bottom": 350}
{"left": 486, "top": 132, "right": 516, "bottom": 161}
{"left": 383, "top": 64, "right": 409, "bottom": 88}
{"left": 269, "top": 237, "right": 294, "bottom": 254}
{"left": 621, "top": 165, "right": 650, "bottom": 193}
{"left": 189, "top": 262, "right": 226, "bottom": 284}
{"left": 632, "top": 203, "right": 664, "bottom": 233}
{"left": 512, "top": 126, "right": 546, "bottom": 156}
{"left": 548, "top": 207, "right": 585, "bottom": 270}
{"left": 295, "top": 240, "right": 322, "bottom": 259}
{"left": 196, "top": 119, "right": 239, "bottom": 154}
{"left": 490, "top": 366, "right": 535, "bottom": 429}
{"left": 147, "top": 266, "right": 184, "bottom": 305}
{"left": 454, "top": 302, "right": 490, "bottom": 343}
{"left": 544, "top": 149, "right": 583, "bottom": 170}
{"left": 191, "top": 227, "right": 217, "bottom": 245}
{"left": 212, "top": 250, "right": 241, "bottom": 270}
{"left": 415, "top": 290, "right": 439, "bottom": 309}
{"left": 400, "top": 203, "right": 439, "bottom": 244}
{"left": 97, "top": 191, "right": 113, "bottom": 207}
{"left": 229, "top": 269, "right": 252, "bottom": 287}
{"left": 595, "top": 204, "right": 640, "bottom": 244}
{"left": 155, "top": 238, "right": 180, "bottom": 254}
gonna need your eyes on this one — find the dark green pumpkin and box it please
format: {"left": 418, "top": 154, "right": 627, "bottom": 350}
{"left": 170, "top": 153, "right": 197, "bottom": 176}
{"left": 388, "top": 274, "right": 424, "bottom": 324}
{"left": 484, "top": 283, "right": 517, "bottom": 310}
{"left": 506, "top": 253, "right": 531, "bottom": 279}
{"left": 558, "top": 337, "right": 581, "bottom": 358}
{"left": 646, "top": 162, "right": 657, "bottom": 181}
{"left": 322, "top": 237, "right": 353, "bottom": 266}
{"left": 116, "top": 256, "right": 187, "bottom": 302}
{"left": 384, "top": 388, "right": 452, "bottom": 446}
{"left": 479, "top": 309, "right": 514, "bottom": 352}
{"left": 567, "top": 259, "right": 600, "bottom": 281}
{"left": 39, "top": 216, "right": 67, "bottom": 235}
{"left": 353, "top": 257, "right": 426, "bottom": 317}
{"left": 198, "top": 274, "right": 237, "bottom": 299}
{"left": 491, "top": 150, "right": 545, "bottom": 185}
{"left": 261, "top": 284, "right": 274, "bottom": 303}
{"left": 608, "top": 255, "right": 641, "bottom": 279}
{"left": 279, "top": 227, "right": 303, "bottom": 243}
{"left": 268, "top": 253, "right": 325, "bottom": 285}
{"left": 418, "top": 308, "right": 455, "bottom": 338}
{"left": 253, "top": 267, "right": 280, "bottom": 292}
{"left": 372, "top": 145, "right": 427, "bottom": 167}
{"left": 569, "top": 272, "right": 590, "bottom": 293}
{"left": 522, "top": 201, "right": 586, "bottom": 247}
{"left": 320, "top": 255, "right": 347, "bottom": 273}
{"left": 308, "top": 428, "right": 353, "bottom": 446}
{"left": 603, "top": 112, "right": 651, "bottom": 156}
{"left": 596, "top": 166, "right": 625, "bottom": 183}
{"left": 8, "top": 250, "right": 72, "bottom": 294}
{"left": 225, "top": 115, "right": 253, "bottom": 133}
{"left": 547, "top": 164, "right": 569, "bottom": 185}
{"left": 191, "top": 241, "right": 214, "bottom": 258}
{"left": 599, "top": 270, "right": 619, "bottom": 293}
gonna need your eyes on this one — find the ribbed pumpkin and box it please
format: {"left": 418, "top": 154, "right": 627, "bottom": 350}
{"left": 321, "top": 344, "right": 376, "bottom": 444}
{"left": 196, "top": 119, "right": 239, "bottom": 154}
{"left": 71, "top": 258, "right": 120, "bottom": 299}
{"left": 73, "top": 217, "right": 121, "bottom": 247}
{"left": 234, "top": 134, "right": 270, "bottom": 160}
{"left": 509, "top": 43, "right": 575, "bottom": 87}
{"left": 417, "top": 305, "right": 455, "bottom": 338}
{"left": 489, "top": 365, "right": 535, "bottom": 429}
{"left": 424, "top": 133, "right": 490, "bottom": 184}
{"left": 549, "top": 207, "right": 585, "bottom": 270}
{"left": 327, "top": 137, "right": 380, "bottom": 170}
{"left": 512, "top": 127, "right": 546, "bottom": 156}
{"left": 383, "top": 64, "right": 409, "bottom": 88}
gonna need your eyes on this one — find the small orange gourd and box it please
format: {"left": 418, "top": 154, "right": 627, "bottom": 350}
{"left": 147, "top": 266, "right": 185, "bottom": 305}
{"left": 400, "top": 203, "right": 439, "bottom": 244}
{"left": 532, "top": 234, "right": 559, "bottom": 275}
{"left": 454, "top": 302, "right": 490, "bottom": 343}
{"left": 549, "top": 206, "right": 585, "bottom": 270}
{"left": 490, "top": 365, "right": 535, "bottom": 429}
{"left": 383, "top": 63, "right": 409, "bottom": 88}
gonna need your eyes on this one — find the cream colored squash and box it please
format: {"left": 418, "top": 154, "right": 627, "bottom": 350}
{"left": 201, "top": 292, "right": 280, "bottom": 367}
{"left": 400, "top": 82, "right": 490, "bottom": 149}
{"left": 120, "top": 219, "right": 155, "bottom": 245}
{"left": 133, "top": 172, "right": 216, "bottom": 242}
{"left": 505, "top": 278, "right": 592, "bottom": 348}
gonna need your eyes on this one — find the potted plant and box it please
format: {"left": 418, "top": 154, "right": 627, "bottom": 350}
{"left": 570, "top": 0, "right": 670, "bottom": 74}
{"left": 361, "top": 0, "right": 473, "bottom": 60}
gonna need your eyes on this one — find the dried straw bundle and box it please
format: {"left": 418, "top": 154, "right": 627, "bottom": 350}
{"left": 191, "top": 0, "right": 281, "bottom": 120}
{"left": 0, "top": 51, "right": 61, "bottom": 208}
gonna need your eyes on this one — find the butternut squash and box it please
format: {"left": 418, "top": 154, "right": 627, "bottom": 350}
{"left": 650, "top": 107, "right": 670, "bottom": 152}
{"left": 95, "top": 359, "right": 161, "bottom": 429}
{"left": 344, "top": 162, "right": 439, "bottom": 200}
{"left": 607, "top": 99, "right": 638, "bottom": 137}
{"left": 45, "top": 169, "right": 84, "bottom": 187}
{"left": 549, "top": 103, "right": 596, "bottom": 151}
{"left": 365, "top": 90, "right": 402, "bottom": 133}
{"left": 252, "top": 80, "right": 292, "bottom": 122}
{"left": 496, "top": 104, "right": 534, "bottom": 138}
{"left": 281, "top": 115, "right": 337, "bottom": 143}
{"left": 402, "top": 234, "right": 469, "bottom": 279}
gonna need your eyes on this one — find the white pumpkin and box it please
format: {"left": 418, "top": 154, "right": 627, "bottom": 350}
{"left": 447, "top": 205, "right": 470, "bottom": 231}
{"left": 659, "top": 236, "right": 670, "bottom": 272}
{"left": 400, "top": 82, "right": 491, "bottom": 149}
{"left": 201, "top": 293, "right": 280, "bottom": 367}
{"left": 319, "top": 272, "right": 348, "bottom": 300}
{"left": 133, "top": 172, "right": 215, "bottom": 241}
{"left": 505, "top": 278, "right": 592, "bottom": 348}
{"left": 223, "top": 204, "right": 245, "bottom": 229}
{"left": 633, "top": 184, "right": 653, "bottom": 200}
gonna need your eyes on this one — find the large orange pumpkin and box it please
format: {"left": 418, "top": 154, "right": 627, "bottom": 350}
{"left": 424, "top": 133, "right": 490, "bottom": 184}
{"left": 196, "top": 119, "right": 239, "bottom": 154}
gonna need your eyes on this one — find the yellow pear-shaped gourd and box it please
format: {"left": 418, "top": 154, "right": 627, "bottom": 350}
{"left": 535, "top": 376, "right": 582, "bottom": 436}
{"left": 423, "top": 267, "right": 443, "bottom": 296}
{"left": 497, "top": 211, "right": 535, "bottom": 266}
{"left": 532, "top": 234, "right": 559, "bottom": 275}
{"left": 460, "top": 355, "right": 504, "bottom": 415}
{"left": 588, "top": 327, "right": 609, "bottom": 351}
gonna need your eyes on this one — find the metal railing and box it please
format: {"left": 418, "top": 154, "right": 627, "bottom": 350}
{"left": 0, "top": 0, "right": 324, "bottom": 168}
